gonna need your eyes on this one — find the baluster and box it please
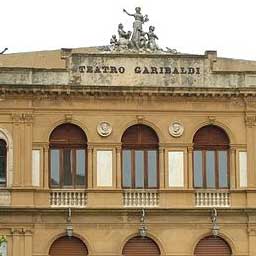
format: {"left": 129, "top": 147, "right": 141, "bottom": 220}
{"left": 56, "top": 192, "right": 60, "bottom": 206}
{"left": 124, "top": 192, "right": 127, "bottom": 206}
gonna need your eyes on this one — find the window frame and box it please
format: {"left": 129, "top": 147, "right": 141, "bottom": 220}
{"left": 193, "top": 125, "right": 230, "bottom": 190}
{"left": 193, "top": 148, "right": 230, "bottom": 189}
{"left": 49, "top": 145, "right": 87, "bottom": 188}
{"left": 122, "top": 147, "right": 159, "bottom": 189}
{"left": 121, "top": 124, "right": 159, "bottom": 190}
{"left": 0, "top": 139, "right": 7, "bottom": 187}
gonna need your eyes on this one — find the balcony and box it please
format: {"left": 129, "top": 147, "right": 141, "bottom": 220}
{"left": 123, "top": 190, "right": 159, "bottom": 207}
{"left": 50, "top": 189, "right": 87, "bottom": 208}
{"left": 195, "top": 190, "right": 230, "bottom": 208}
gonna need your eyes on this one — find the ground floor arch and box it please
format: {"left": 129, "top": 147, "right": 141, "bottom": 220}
{"left": 194, "top": 235, "right": 232, "bottom": 256}
{"left": 122, "top": 236, "right": 161, "bottom": 256}
{"left": 49, "top": 236, "right": 88, "bottom": 256}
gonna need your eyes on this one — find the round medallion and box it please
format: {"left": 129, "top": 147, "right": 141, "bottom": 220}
{"left": 97, "top": 121, "right": 112, "bottom": 137}
{"left": 169, "top": 121, "right": 184, "bottom": 137}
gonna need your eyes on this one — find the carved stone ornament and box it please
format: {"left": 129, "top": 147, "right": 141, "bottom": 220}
{"left": 169, "top": 121, "right": 184, "bottom": 137}
{"left": 105, "top": 7, "right": 178, "bottom": 54}
{"left": 97, "top": 121, "right": 112, "bottom": 137}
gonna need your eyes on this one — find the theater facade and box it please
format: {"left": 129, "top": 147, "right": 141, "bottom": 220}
{"left": 1, "top": 9, "right": 256, "bottom": 256}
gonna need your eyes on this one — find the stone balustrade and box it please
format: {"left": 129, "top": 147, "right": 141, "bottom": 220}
{"left": 195, "top": 190, "right": 230, "bottom": 207}
{"left": 123, "top": 190, "right": 159, "bottom": 207}
{"left": 50, "top": 190, "right": 87, "bottom": 208}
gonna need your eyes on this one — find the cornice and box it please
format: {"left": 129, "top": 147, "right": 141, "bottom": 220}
{"left": 0, "top": 85, "right": 256, "bottom": 99}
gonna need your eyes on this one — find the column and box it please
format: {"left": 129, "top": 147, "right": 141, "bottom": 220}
{"left": 11, "top": 229, "right": 22, "bottom": 256}
{"left": 159, "top": 146, "right": 165, "bottom": 189}
{"left": 230, "top": 146, "right": 236, "bottom": 189}
{"left": 87, "top": 145, "right": 93, "bottom": 188}
{"left": 248, "top": 227, "right": 256, "bottom": 255}
{"left": 245, "top": 117, "right": 256, "bottom": 188}
{"left": 116, "top": 146, "right": 122, "bottom": 189}
{"left": 43, "top": 144, "right": 49, "bottom": 189}
{"left": 12, "top": 114, "right": 21, "bottom": 187}
{"left": 187, "top": 146, "right": 193, "bottom": 189}
{"left": 24, "top": 230, "right": 32, "bottom": 256}
{"left": 24, "top": 115, "right": 33, "bottom": 186}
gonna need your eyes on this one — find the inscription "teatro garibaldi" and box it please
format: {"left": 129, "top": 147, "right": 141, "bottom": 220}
{"left": 78, "top": 66, "right": 200, "bottom": 75}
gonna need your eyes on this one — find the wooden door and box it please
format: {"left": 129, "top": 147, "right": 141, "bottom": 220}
{"left": 194, "top": 236, "right": 232, "bottom": 256}
{"left": 49, "top": 236, "right": 88, "bottom": 256}
{"left": 122, "top": 236, "right": 160, "bottom": 256}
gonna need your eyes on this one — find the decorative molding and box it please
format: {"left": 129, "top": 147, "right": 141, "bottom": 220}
{"left": 245, "top": 115, "right": 256, "bottom": 127}
{"left": 11, "top": 113, "right": 33, "bottom": 124}
{"left": 136, "top": 115, "right": 145, "bottom": 123}
{"left": 208, "top": 116, "right": 216, "bottom": 124}
{"left": 168, "top": 121, "right": 184, "bottom": 137}
{"left": 248, "top": 227, "right": 256, "bottom": 236}
{"left": 65, "top": 114, "right": 73, "bottom": 122}
{"left": 97, "top": 121, "right": 112, "bottom": 137}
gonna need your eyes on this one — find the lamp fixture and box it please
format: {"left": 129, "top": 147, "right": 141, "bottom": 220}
{"left": 138, "top": 209, "right": 147, "bottom": 238}
{"left": 66, "top": 208, "right": 73, "bottom": 238}
{"left": 211, "top": 208, "right": 220, "bottom": 237}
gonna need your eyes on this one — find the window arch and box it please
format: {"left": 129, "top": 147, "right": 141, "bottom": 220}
{"left": 193, "top": 125, "right": 230, "bottom": 189}
{"left": 122, "top": 236, "right": 160, "bottom": 256}
{"left": 49, "top": 123, "right": 87, "bottom": 188}
{"left": 49, "top": 236, "right": 88, "bottom": 256}
{"left": 0, "top": 140, "right": 7, "bottom": 187}
{"left": 121, "top": 124, "right": 159, "bottom": 189}
{"left": 194, "top": 235, "right": 232, "bottom": 256}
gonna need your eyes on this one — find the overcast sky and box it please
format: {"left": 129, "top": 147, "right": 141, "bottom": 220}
{"left": 1, "top": 0, "right": 256, "bottom": 60}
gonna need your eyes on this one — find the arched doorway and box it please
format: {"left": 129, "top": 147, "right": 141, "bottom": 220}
{"left": 49, "top": 236, "right": 88, "bottom": 256}
{"left": 194, "top": 236, "right": 232, "bottom": 256}
{"left": 122, "top": 236, "right": 160, "bottom": 256}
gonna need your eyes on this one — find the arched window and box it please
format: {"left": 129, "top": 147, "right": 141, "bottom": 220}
{"left": 0, "top": 140, "right": 7, "bottom": 187}
{"left": 49, "top": 236, "right": 88, "bottom": 256}
{"left": 122, "top": 236, "right": 160, "bottom": 256}
{"left": 193, "top": 125, "right": 230, "bottom": 189}
{"left": 49, "top": 123, "right": 87, "bottom": 188}
{"left": 194, "top": 236, "right": 232, "bottom": 256}
{"left": 122, "top": 124, "right": 159, "bottom": 189}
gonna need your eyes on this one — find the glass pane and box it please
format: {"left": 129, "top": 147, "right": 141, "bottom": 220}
{"left": 63, "top": 149, "right": 72, "bottom": 186}
{"left": 0, "top": 156, "right": 5, "bottom": 185}
{"left": 148, "top": 150, "right": 157, "bottom": 187}
{"left": 50, "top": 149, "right": 60, "bottom": 186}
{"left": 206, "top": 151, "right": 215, "bottom": 188}
{"left": 218, "top": 150, "right": 228, "bottom": 188}
{"left": 122, "top": 150, "right": 132, "bottom": 187}
{"left": 193, "top": 151, "right": 203, "bottom": 187}
{"left": 76, "top": 149, "right": 85, "bottom": 186}
{"left": 135, "top": 150, "right": 144, "bottom": 188}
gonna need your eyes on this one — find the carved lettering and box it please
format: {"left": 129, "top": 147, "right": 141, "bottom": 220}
{"left": 78, "top": 65, "right": 201, "bottom": 75}
{"left": 134, "top": 66, "right": 141, "bottom": 73}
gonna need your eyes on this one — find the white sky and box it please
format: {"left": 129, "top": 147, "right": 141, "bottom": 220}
{"left": 1, "top": 0, "right": 256, "bottom": 60}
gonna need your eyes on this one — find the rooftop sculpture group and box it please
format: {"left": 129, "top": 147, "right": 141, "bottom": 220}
{"left": 109, "top": 7, "right": 177, "bottom": 54}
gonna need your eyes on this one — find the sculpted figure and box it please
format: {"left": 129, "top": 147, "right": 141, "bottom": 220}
{"left": 110, "top": 35, "right": 118, "bottom": 48}
{"left": 147, "top": 26, "right": 159, "bottom": 51}
{"left": 123, "top": 7, "right": 149, "bottom": 49}
{"left": 117, "top": 23, "right": 131, "bottom": 49}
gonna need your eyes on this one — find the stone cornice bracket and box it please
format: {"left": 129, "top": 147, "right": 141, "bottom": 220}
{"left": 208, "top": 116, "right": 216, "bottom": 124}
{"left": 245, "top": 115, "right": 256, "bottom": 128}
{"left": 136, "top": 115, "right": 145, "bottom": 124}
{"left": 65, "top": 113, "right": 73, "bottom": 122}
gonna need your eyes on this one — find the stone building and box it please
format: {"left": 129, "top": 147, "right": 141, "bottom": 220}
{"left": 1, "top": 43, "right": 256, "bottom": 256}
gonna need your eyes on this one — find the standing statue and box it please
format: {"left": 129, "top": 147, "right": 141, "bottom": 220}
{"left": 147, "top": 26, "right": 159, "bottom": 51}
{"left": 123, "top": 7, "right": 149, "bottom": 49}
